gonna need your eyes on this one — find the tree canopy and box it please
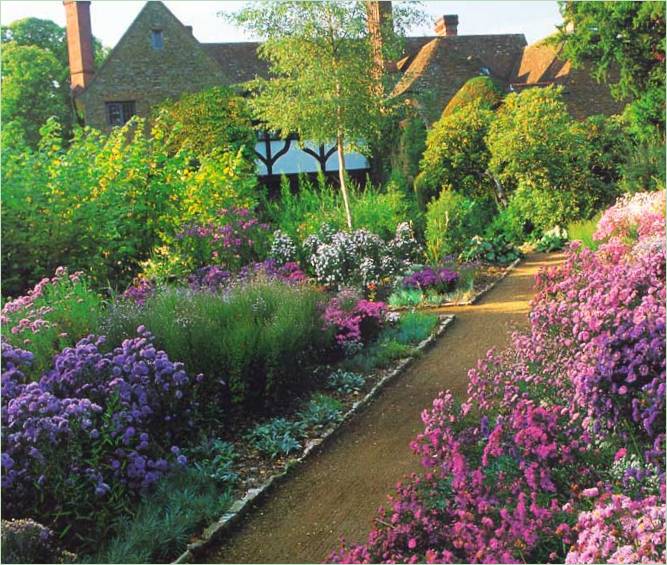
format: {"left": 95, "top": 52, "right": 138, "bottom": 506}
{"left": 231, "top": 0, "right": 422, "bottom": 229}
{"left": 1, "top": 17, "right": 107, "bottom": 146}
{"left": 556, "top": 1, "right": 665, "bottom": 142}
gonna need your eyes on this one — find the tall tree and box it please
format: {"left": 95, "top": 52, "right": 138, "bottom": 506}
{"left": 1, "top": 18, "right": 107, "bottom": 146}
{"left": 231, "top": 1, "right": 420, "bottom": 230}
{"left": 556, "top": 1, "right": 665, "bottom": 143}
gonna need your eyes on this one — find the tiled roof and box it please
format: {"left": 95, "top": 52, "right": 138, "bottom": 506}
{"left": 391, "top": 34, "right": 526, "bottom": 121}
{"left": 202, "top": 42, "right": 269, "bottom": 85}
{"left": 509, "top": 40, "right": 625, "bottom": 119}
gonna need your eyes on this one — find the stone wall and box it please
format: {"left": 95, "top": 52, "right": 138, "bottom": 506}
{"left": 78, "top": 1, "right": 223, "bottom": 130}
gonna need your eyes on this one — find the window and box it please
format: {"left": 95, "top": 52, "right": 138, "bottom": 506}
{"left": 106, "top": 101, "right": 136, "bottom": 126}
{"left": 151, "top": 29, "right": 164, "bottom": 50}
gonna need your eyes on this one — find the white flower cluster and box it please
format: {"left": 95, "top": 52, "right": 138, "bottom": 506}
{"left": 304, "top": 223, "right": 423, "bottom": 289}
{"left": 389, "top": 222, "right": 423, "bottom": 270}
{"left": 269, "top": 229, "right": 297, "bottom": 265}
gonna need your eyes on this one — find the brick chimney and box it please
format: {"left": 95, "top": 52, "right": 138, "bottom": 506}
{"left": 434, "top": 14, "right": 458, "bottom": 37}
{"left": 63, "top": 0, "right": 94, "bottom": 92}
{"left": 366, "top": 1, "right": 393, "bottom": 72}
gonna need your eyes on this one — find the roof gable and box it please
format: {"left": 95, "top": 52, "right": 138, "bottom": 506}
{"left": 79, "top": 1, "right": 223, "bottom": 104}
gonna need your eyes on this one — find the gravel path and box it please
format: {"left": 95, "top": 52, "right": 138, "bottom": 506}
{"left": 202, "top": 253, "right": 564, "bottom": 564}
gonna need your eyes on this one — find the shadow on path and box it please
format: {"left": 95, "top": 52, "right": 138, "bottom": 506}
{"left": 201, "top": 252, "right": 565, "bottom": 564}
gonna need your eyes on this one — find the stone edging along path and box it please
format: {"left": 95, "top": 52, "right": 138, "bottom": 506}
{"left": 172, "top": 257, "right": 522, "bottom": 564}
{"left": 174, "top": 314, "right": 455, "bottom": 564}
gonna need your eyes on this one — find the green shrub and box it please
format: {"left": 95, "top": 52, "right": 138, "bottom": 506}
{"left": 298, "top": 393, "right": 344, "bottom": 430}
{"left": 265, "top": 175, "right": 416, "bottom": 241}
{"left": 425, "top": 189, "right": 490, "bottom": 263}
{"left": 459, "top": 235, "right": 522, "bottom": 265}
{"left": 245, "top": 418, "right": 304, "bottom": 459}
{"left": 392, "top": 311, "right": 438, "bottom": 345}
{"left": 619, "top": 139, "right": 666, "bottom": 193}
{"left": 567, "top": 215, "right": 602, "bottom": 250}
{"left": 152, "top": 86, "right": 255, "bottom": 158}
{"left": 417, "top": 101, "right": 496, "bottom": 206}
{"left": 486, "top": 86, "right": 596, "bottom": 229}
{"left": 326, "top": 370, "right": 366, "bottom": 394}
{"left": 93, "top": 468, "right": 233, "bottom": 564}
{"left": 387, "top": 288, "right": 423, "bottom": 308}
{"left": 442, "top": 76, "right": 504, "bottom": 117}
{"left": 391, "top": 114, "right": 427, "bottom": 185}
{"left": 534, "top": 227, "right": 568, "bottom": 252}
{"left": 484, "top": 204, "right": 529, "bottom": 244}
{"left": 1, "top": 117, "right": 258, "bottom": 297}
{"left": 1, "top": 270, "right": 104, "bottom": 378}
{"left": 186, "top": 439, "right": 239, "bottom": 485}
{"left": 102, "top": 281, "right": 331, "bottom": 408}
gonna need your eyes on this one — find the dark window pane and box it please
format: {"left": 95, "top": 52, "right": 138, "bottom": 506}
{"left": 106, "top": 101, "right": 136, "bottom": 126}
{"left": 151, "top": 30, "right": 163, "bottom": 50}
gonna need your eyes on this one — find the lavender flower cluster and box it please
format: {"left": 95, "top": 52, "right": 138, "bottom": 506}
{"left": 402, "top": 266, "right": 459, "bottom": 293}
{"left": 1, "top": 326, "right": 204, "bottom": 540}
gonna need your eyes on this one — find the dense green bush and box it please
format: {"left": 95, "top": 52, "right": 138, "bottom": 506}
{"left": 1, "top": 118, "right": 258, "bottom": 297}
{"left": 459, "top": 234, "right": 522, "bottom": 265}
{"left": 391, "top": 113, "right": 427, "bottom": 186}
{"left": 442, "top": 76, "right": 504, "bottom": 117}
{"left": 152, "top": 86, "right": 255, "bottom": 159}
{"left": 103, "top": 281, "right": 332, "bottom": 407}
{"left": 415, "top": 101, "right": 496, "bottom": 207}
{"left": 486, "top": 86, "right": 597, "bottom": 231}
{"left": 424, "top": 189, "right": 491, "bottom": 263}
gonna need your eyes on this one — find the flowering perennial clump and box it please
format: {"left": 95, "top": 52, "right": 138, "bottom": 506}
{"left": 1, "top": 327, "right": 204, "bottom": 545}
{"left": 332, "top": 191, "right": 666, "bottom": 564}
{"left": 304, "top": 222, "right": 422, "bottom": 290}
{"left": 402, "top": 266, "right": 459, "bottom": 293}
{"left": 323, "top": 290, "right": 386, "bottom": 352}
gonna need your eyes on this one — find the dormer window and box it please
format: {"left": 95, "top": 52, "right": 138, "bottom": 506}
{"left": 151, "top": 29, "right": 164, "bottom": 50}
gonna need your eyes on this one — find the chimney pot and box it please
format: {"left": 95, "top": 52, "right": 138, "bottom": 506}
{"left": 63, "top": 0, "right": 95, "bottom": 91}
{"left": 434, "top": 14, "right": 458, "bottom": 37}
{"left": 185, "top": 25, "right": 193, "bottom": 35}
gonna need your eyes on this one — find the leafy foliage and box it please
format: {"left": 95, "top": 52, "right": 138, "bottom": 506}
{"left": 327, "top": 369, "right": 366, "bottom": 394}
{"left": 425, "top": 189, "right": 491, "bottom": 263}
{"left": 298, "top": 393, "right": 344, "bottom": 430}
{"left": 152, "top": 86, "right": 255, "bottom": 158}
{"left": 1, "top": 118, "right": 257, "bottom": 297}
{"left": 557, "top": 1, "right": 665, "bottom": 143}
{"left": 245, "top": 418, "right": 304, "bottom": 458}
{"left": 459, "top": 234, "right": 522, "bottom": 265}
{"left": 416, "top": 101, "right": 496, "bottom": 206}
{"left": 486, "top": 86, "right": 600, "bottom": 230}
{"left": 0, "top": 17, "right": 107, "bottom": 146}
{"left": 442, "top": 75, "right": 504, "bottom": 117}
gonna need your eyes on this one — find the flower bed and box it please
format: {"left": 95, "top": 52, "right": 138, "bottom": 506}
{"left": 331, "top": 191, "right": 666, "bottom": 564}
{"left": 1, "top": 244, "right": 444, "bottom": 563}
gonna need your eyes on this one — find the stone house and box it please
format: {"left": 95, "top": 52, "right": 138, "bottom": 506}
{"left": 64, "top": 1, "right": 623, "bottom": 181}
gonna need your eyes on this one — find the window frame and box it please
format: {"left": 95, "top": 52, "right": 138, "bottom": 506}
{"left": 105, "top": 101, "right": 136, "bottom": 127}
{"left": 151, "top": 29, "right": 164, "bottom": 50}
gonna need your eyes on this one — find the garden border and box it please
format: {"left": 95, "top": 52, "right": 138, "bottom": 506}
{"left": 388, "top": 257, "right": 522, "bottom": 312}
{"left": 172, "top": 314, "right": 456, "bottom": 564}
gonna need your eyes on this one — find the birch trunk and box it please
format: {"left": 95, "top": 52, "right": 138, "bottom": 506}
{"left": 337, "top": 133, "right": 353, "bottom": 230}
